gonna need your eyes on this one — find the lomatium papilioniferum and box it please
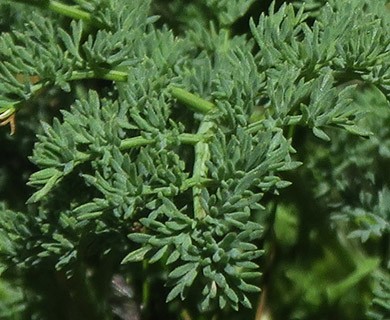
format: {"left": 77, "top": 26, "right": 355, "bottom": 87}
{"left": 0, "top": 0, "right": 389, "bottom": 319}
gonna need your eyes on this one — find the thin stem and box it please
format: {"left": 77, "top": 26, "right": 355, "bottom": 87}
{"left": 48, "top": 0, "right": 93, "bottom": 23}
{"left": 119, "top": 133, "right": 204, "bottom": 151}
{"left": 70, "top": 69, "right": 128, "bottom": 82}
{"left": 8, "top": 69, "right": 126, "bottom": 108}
{"left": 119, "top": 137, "right": 154, "bottom": 150}
{"left": 14, "top": 0, "right": 94, "bottom": 24}
{"left": 192, "top": 120, "right": 214, "bottom": 219}
{"left": 179, "top": 133, "right": 209, "bottom": 145}
{"left": 170, "top": 86, "right": 215, "bottom": 114}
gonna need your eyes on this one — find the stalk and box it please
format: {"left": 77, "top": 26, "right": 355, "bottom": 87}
{"left": 169, "top": 86, "right": 215, "bottom": 114}
{"left": 119, "top": 133, "right": 204, "bottom": 151}
{"left": 48, "top": 1, "right": 93, "bottom": 22}
{"left": 14, "top": 0, "right": 94, "bottom": 24}
{"left": 70, "top": 70, "right": 128, "bottom": 82}
{"left": 192, "top": 120, "right": 214, "bottom": 219}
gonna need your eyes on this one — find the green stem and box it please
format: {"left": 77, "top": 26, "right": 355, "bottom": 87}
{"left": 192, "top": 120, "right": 214, "bottom": 219}
{"left": 179, "top": 133, "right": 209, "bottom": 145}
{"left": 21, "top": 69, "right": 128, "bottom": 105}
{"left": 169, "top": 86, "right": 215, "bottom": 114}
{"left": 48, "top": 0, "right": 93, "bottom": 22}
{"left": 71, "top": 72, "right": 216, "bottom": 116}
{"left": 70, "top": 69, "right": 128, "bottom": 82}
{"left": 14, "top": 0, "right": 94, "bottom": 24}
{"left": 119, "top": 136, "right": 154, "bottom": 150}
{"left": 15, "top": 0, "right": 94, "bottom": 24}
{"left": 119, "top": 133, "right": 204, "bottom": 151}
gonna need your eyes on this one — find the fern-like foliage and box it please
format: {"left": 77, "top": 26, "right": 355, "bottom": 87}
{"left": 0, "top": 0, "right": 389, "bottom": 319}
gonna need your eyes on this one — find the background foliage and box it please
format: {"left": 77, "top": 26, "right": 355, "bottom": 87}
{"left": 0, "top": 0, "right": 389, "bottom": 319}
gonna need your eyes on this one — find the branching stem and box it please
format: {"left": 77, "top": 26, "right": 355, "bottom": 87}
{"left": 119, "top": 133, "right": 205, "bottom": 151}
{"left": 192, "top": 119, "right": 215, "bottom": 219}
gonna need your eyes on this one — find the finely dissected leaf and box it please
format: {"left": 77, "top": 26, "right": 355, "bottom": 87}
{"left": 224, "top": 286, "right": 239, "bottom": 303}
{"left": 166, "top": 250, "right": 181, "bottom": 265}
{"left": 0, "top": 0, "right": 389, "bottom": 317}
{"left": 238, "top": 280, "right": 261, "bottom": 293}
{"left": 26, "top": 170, "right": 63, "bottom": 203}
{"left": 169, "top": 262, "right": 199, "bottom": 279}
{"left": 312, "top": 127, "right": 331, "bottom": 141}
{"left": 127, "top": 233, "right": 151, "bottom": 244}
{"left": 149, "top": 244, "right": 169, "bottom": 263}
{"left": 166, "top": 281, "right": 186, "bottom": 302}
{"left": 122, "top": 245, "right": 153, "bottom": 263}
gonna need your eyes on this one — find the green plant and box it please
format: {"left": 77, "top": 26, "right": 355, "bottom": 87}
{"left": 0, "top": 0, "right": 389, "bottom": 319}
